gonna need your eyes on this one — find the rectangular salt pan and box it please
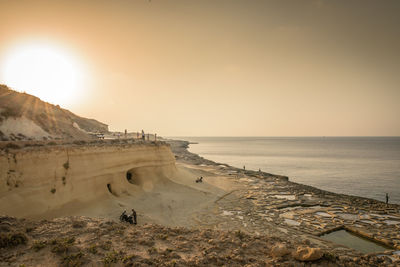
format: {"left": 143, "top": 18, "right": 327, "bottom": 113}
{"left": 321, "top": 229, "right": 390, "bottom": 254}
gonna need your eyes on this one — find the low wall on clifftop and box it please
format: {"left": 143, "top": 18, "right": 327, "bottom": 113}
{"left": 0, "top": 142, "right": 176, "bottom": 218}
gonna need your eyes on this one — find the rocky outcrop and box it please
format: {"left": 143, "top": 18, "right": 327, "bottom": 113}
{"left": 0, "top": 142, "right": 175, "bottom": 218}
{"left": 0, "top": 84, "right": 108, "bottom": 140}
{"left": 292, "top": 246, "right": 323, "bottom": 261}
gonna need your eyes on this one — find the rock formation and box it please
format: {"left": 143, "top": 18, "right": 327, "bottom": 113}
{"left": 0, "top": 84, "right": 108, "bottom": 141}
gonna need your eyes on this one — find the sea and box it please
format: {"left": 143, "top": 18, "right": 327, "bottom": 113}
{"left": 173, "top": 137, "right": 400, "bottom": 204}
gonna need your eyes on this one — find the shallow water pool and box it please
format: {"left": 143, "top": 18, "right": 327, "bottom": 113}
{"left": 321, "top": 229, "right": 390, "bottom": 253}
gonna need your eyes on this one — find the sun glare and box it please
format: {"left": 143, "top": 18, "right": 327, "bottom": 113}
{"left": 0, "top": 41, "right": 87, "bottom": 106}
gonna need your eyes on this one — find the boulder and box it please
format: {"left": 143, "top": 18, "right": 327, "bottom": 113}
{"left": 293, "top": 246, "right": 323, "bottom": 261}
{"left": 271, "top": 243, "right": 290, "bottom": 257}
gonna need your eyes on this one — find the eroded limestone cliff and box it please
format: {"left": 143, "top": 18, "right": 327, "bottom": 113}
{"left": 0, "top": 142, "right": 175, "bottom": 218}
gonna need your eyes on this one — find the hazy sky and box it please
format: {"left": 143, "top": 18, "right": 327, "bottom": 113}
{"left": 1, "top": 0, "right": 399, "bottom": 136}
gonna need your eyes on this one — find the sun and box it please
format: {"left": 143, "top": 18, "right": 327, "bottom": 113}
{"left": 0, "top": 41, "right": 87, "bottom": 106}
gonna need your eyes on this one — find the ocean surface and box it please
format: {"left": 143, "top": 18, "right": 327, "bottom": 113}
{"left": 173, "top": 137, "right": 400, "bottom": 204}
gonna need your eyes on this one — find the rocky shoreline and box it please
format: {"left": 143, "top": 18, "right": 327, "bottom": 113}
{"left": 166, "top": 139, "right": 400, "bottom": 264}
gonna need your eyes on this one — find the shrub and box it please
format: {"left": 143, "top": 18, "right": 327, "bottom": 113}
{"left": 5, "top": 143, "right": 21, "bottom": 149}
{"left": 234, "top": 230, "right": 246, "bottom": 240}
{"left": 103, "top": 250, "right": 121, "bottom": 265}
{"left": 72, "top": 220, "right": 86, "bottom": 228}
{"left": 0, "top": 232, "right": 28, "bottom": 248}
{"left": 62, "top": 251, "right": 85, "bottom": 266}
{"left": 63, "top": 161, "right": 69, "bottom": 170}
{"left": 87, "top": 244, "right": 97, "bottom": 254}
{"left": 50, "top": 188, "right": 56, "bottom": 194}
{"left": 73, "top": 140, "right": 86, "bottom": 145}
{"left": 99, "top": 240, "right": 112, "bottom": 251}
{"left": 50, "top": 237, "right": 75, "bottom": 254}
{"left": 32, "top": 240, "right": 47, "bottom": 251}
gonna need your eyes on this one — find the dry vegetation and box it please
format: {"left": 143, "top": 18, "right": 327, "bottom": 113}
{"left": 0, "top": 216, "right": 391, "bottom": 266}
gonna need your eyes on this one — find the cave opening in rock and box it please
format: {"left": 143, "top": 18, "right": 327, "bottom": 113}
{"left": 107, "top": 183, "right": 112, "bottom": 193}
{"left": 126, "top": 170, "right": 141, "bottom": 185}
{"left": 126, "top": 172, "right": 132, "bottom": 182}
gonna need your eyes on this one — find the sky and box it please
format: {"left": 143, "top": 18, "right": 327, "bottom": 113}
{"left": 0, "top": 0, "right": 399, "bottom": 136}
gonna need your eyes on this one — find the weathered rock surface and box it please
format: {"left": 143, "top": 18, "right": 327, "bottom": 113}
{"left": 271, "top": 243, "right": 290, "bottom": 257}
{"left": 293, "top": 246, "right": 324, "bottom": 261}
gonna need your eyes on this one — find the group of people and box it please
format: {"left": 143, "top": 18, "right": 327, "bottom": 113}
{"left": 134, "top": 130, "right": 156, "bottom": 142}
{"left": 120, "top": 209, "right": 137, "bottom": 225}
{"left": 195, "top": 176, "right": 203, "bottom": 183}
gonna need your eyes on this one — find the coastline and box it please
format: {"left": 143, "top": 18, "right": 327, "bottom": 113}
{"left": 167, "top": 139, "right": 399, "bottom": 209}
{"left": 1, "top": 138, "right": 399, "bottom": 265}
{"left": 166, "top": 139, "right": 400, "bottom": 254}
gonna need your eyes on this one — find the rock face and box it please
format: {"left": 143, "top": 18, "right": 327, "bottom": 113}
{"left": 0, "top": 84, "right": 108, "bottom": 140}
{"left": 292, "top": 246, "right": 323, "bottom": 261}
{"left": 0, "top": 142, "right": 175, "bottom": 218}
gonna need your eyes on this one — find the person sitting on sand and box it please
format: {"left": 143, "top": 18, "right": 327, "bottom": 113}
{"left": 120, "top": 210, "right": 128, "bottom": 222}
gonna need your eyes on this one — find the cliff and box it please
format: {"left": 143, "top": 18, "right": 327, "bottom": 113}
{"left": 0, "top": 84, "right": 108, "bottom": 141}
{"left": 0, "top": 142, "right": 176, "bottom": 219}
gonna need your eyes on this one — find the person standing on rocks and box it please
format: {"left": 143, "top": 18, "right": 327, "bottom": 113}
{"left": 131, "top": 209, "right": 137, "bottom": 225}
{"left": 141, "top": 130, "right": 145, "bottom": 140}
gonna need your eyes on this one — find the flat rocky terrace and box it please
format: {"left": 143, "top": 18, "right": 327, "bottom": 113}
{"left": 167, "top": 139, "right": 400, "bottom": 264}
{"left": 0, "top": 138, "right": 165, "bottom": 151}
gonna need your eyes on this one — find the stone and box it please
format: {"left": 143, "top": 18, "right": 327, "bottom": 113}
{"left": 293, "top": 246, "right": 323, "bottom": 261}
{"left": 271, "top": 243, "right": 290, "bottom": 257}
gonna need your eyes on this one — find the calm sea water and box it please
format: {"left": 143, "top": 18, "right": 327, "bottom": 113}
{"left": 174, "top": 137, "right": 400, "bottom": 204}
